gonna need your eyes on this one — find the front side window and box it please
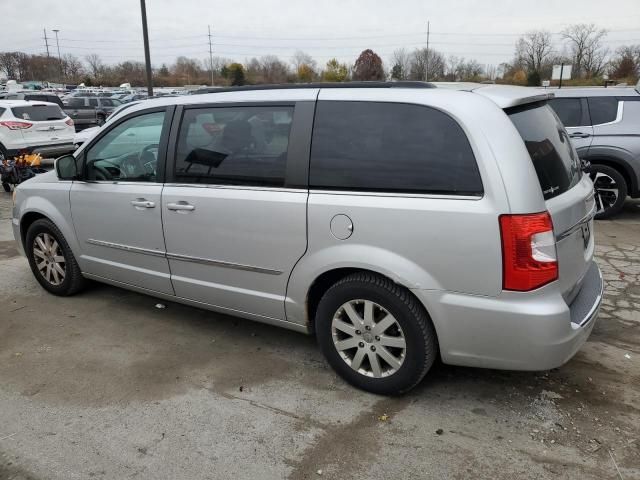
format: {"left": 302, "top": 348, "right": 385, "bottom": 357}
{"left": 100, "top": 99, "right": 114, "bottom": 107}
{"left": 309, "top": 101, "right": 483, "bottom": 195}
{"left": 88, "top": 98, "right": 98, "bottom": 107}
{"left": 548, "top": 98, "right": 583, "bottom": 127}
{"left": 67, "top": 98, "right": 84, "bottom": 108}
{"left": 85, "top": 111, "right": 166, "bottom": 182}
{"left": 174, "top": 106, "right": 293, "bottom": 187}
{"left": 588, "top": 97, "right": 619, "bottom": 125}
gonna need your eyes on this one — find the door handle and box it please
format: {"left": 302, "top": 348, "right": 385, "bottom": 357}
{"left": 569, "top": 132, "right": 591, "bottom": 138}
{"left": 167, "top": 202, "right": 195, "bottom": 212}
{"left": 131, "top": 199, "right": 155, "bottom": 208}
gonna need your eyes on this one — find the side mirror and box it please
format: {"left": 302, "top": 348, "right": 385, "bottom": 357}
{"left": 55, "top": 154, "right": 79, "bottom": 180}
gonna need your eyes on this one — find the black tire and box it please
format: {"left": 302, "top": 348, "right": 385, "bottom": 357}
{"left": 0, "top": 143, "right": 6, "bottom": 161}
{"left": 315, "top": 272, "right": 438, "bottom": 395}
{"left": 2, "top": 182, "right": 10, "bottom": 193}
{"left": 590, "top": 164, "right": 627, "bottom": 220}
{"left": 25, "top": 218, "right": 86, "bottom": 296}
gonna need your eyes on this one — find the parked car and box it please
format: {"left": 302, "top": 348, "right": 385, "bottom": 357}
{"left": 120, "top": 93, "right": 148, "bottom": 103}
{"left": 547, "top": 83, "right": 640, "bottom": 218}
{"left": 72, "top": 100, "right": 142, "bottom": 148}
{"left": 0, "top": 92, "right": 64, "bottom": 108}
{"left": 12, "top": 82, "right": 602, "bottom": 394}
{"left": 63, "top": 97, "right": 123, "bottom": 128}
{"left": 0, "top": 100, "right": 75, "bottom": 162}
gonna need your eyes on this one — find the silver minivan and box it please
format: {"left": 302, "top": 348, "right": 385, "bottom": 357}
{"left": 11, "top": 82, "right": 603, "bottom": 394}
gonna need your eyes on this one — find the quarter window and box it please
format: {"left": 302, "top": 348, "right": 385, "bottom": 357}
{"left": 548, "top": 98, "right": 583, "bottom": 127}
{"left": 309, "top": 101, "right": 482, "bottom": 195}
{"left": 174, "top": 106, "right": 294, "bottom": 187}
{"left": 588, "top": 97, "right": 619, "bottom": 125}
{"left": 85, "top": 111, "right": 166, "bottom": 182}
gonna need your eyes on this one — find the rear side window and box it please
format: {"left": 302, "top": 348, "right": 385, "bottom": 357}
{"left": 588, "top": 97, "right": 618, "bottom": 125}
{"left": 0, "top": 107, "right": 5, "bottom": 117}
{"left": 548, "top": 98, "right": 584, "bottom": 127}
{"left": 174, "top": 106, "right": 294, "bottom": 187}
{"left": 11, "top": 105, "right": 65, "bottom": 121}
{"left": 507, "top": 102, "right": 581, "bottom": 200}
{"left": 310, "top": 101, "right": 482, "bottom": 195}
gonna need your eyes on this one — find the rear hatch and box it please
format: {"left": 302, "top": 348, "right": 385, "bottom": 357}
{"left": 11, "top": 104, "right": 74, "bottom": 146}
{"left": 507, "top": 101, "right": 596, "bottom": 302}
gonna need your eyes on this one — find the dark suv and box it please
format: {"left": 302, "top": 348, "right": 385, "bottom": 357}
{"left": 0, "top": 92, "right": 64, "bottom": 108}
{"left": 548, "top": 84, "right": 640, "bottom": 218}
{"left": 63, "top": 97, "right": 123, "bottom": 128}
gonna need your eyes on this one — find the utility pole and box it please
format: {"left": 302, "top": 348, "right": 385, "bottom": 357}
{"left": 208, "top": 25, "right": 214, "bottom": 86}
{"left": 425, "top": 21, "right": 430, "bottom": 82}
{"left": 140, "top": 0, "right": 154, "bottom": 97}
{"left": 43, "top": 28, "right": 50, "bottom": 57}
{"left": 52, "top": 29, "right": 62, "bottom": 82}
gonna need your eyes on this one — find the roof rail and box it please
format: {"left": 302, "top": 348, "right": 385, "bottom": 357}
{"left": 192, "top": 81, "right": 435, "bottom": 95}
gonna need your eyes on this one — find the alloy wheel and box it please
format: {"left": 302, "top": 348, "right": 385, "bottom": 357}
{"left": 331, "top": 299, "right": 407, "bottom": 378}
{"left": 590, "top": 171, "right": 619, "bottom": 215}
{"left": 33, "top": 232, "right": 66, "bottom": 286}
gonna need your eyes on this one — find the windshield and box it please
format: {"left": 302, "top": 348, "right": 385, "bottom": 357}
{"left": 11, "top": 105, "right": 66, "bottom": 121}
{"left": 507, "top": 101, "right": 581, "bottom": 200}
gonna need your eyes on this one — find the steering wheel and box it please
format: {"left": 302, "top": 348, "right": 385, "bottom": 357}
{"left": 137, "top": 144, "right": 159, "bottom": 176}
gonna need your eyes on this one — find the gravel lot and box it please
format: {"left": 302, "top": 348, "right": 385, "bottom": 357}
{"left": 0, "top": 192, "right": 639, "bottom": 480}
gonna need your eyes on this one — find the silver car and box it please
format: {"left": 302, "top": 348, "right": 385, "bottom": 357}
{"left": 547, "top": 81, "right": 640, "bottom": 219}
{"left": 11, "top": 82, "right": 603, "bottom": 394}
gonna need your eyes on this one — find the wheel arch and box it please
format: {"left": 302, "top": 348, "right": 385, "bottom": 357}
{"left": 587, "top": 152, "right": 638, "bottom": 197}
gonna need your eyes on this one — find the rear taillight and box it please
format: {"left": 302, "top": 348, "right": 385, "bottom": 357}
{"left": 0, "top": 120, "right": 33, "bottom": 130}
{"left": 65, "top": 118, "right": 74, "bottom": 127}
{"left": 499, "top": 212, "right": 558, "bottom": 291}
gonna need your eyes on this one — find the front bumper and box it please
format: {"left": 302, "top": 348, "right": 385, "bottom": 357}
{"left": 413, "top": 261, "right": 603, "bottom": 371}
{"left": 12, "top": 216, "right": 24, "bottom": 256}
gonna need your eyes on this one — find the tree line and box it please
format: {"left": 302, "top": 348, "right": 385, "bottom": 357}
{"left": 0, "top": 23, "right": 638, "bottom": 87}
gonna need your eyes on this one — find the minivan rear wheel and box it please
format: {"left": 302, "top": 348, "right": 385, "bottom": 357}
{"left": 315, "top": 272, "right": 437, "bottom": 395}
{"left": 25, "top": 219, "right": 86, "bottom": 296}
{"left": 590, "top": 164, "right": 627, "bottom": 219}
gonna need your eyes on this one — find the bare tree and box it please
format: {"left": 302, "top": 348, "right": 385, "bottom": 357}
{"left": 85, "top": 53, "right": 103, "bottom": 79}
{"left": 63, "top": 54, "right": 84, "bottom": 81}
{"left": 561, "top": 24, "right": 608, "bottom": 78}
{"left": 409, "top": 48, "right": 445, "bottom": 81}
{"left": 291, "top": 50, "right": 316, "bottom": 72}
{"left": 0, "top": 52, "right": 19, "bottom": 79}
{"left": 515, "top": 30, "right": 554, "bottom": 74}
{"left": 390, "top": 48, "right": 411, "bottom": 80}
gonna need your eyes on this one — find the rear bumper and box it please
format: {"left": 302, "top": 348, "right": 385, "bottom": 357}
{"left": 6, "top": 143, "right": 75, "bottom": 159}
{"left": 414, "top": 261, "right": 603, "bottom": 371}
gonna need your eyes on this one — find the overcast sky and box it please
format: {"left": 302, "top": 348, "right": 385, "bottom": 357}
{"left": 3, "top": 0, "right": 640, "bottom": 68}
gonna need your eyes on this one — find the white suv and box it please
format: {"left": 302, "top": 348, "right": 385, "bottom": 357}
{"left": 0, "top": 100, "right": 75, "bottom": 161}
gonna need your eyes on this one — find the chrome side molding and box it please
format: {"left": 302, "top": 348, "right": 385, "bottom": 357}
{"left": 86, "top": 239, "right": 282, "bottom": 275}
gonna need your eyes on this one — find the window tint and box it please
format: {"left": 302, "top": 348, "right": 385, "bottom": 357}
{"left": 310, "top": 101, "right": 482, "bottom": 195}
{"left": 85, "top": 111, "right": 166, "bottom": 182}
{"left": 548, "top": 98, "right": 583, "bottom": 127}
{"left": 507, "top": 102, "right": 581, "bottom": 200}
{"left": 0, "top": 107, "right": 5, "bottom": 117}
{"left": 88, "top": 98, "right": 98, "bottom": 107}
{"left": 588, "top": 97, "right": 618, "bottom": 125}
{"left": 100, "top": 99, "right": 114, "bottom": 107}
{"left": 174, "top": 106, "right": 293, "bottom": 187}
{"left": 11, "top": 105, "right": 65, "bottom": 121}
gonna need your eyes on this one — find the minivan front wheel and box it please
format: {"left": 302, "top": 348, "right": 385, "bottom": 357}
{"left": 590, "top": 164, "right": 627, "bottom": 219}
{"left": 316, "top": 272, "right": 437, "bottom": 395}
{"left": 25, "top": 219, "right": 86, "bottom": 296}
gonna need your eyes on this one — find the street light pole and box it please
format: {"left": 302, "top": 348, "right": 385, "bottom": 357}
{"left": 52, "top": 29, "right": 62, "bottom": 82}
{"left": 139, "top": 0, "right": 154, "bottom": 97}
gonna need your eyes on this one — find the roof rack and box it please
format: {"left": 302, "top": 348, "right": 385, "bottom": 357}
{"left": 192, "top": 81, "right": 435, "bottom": 95}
